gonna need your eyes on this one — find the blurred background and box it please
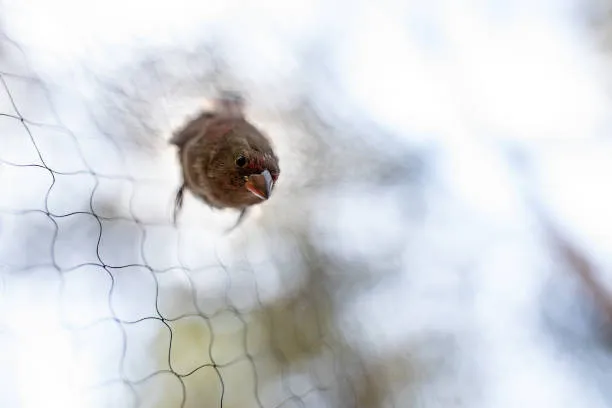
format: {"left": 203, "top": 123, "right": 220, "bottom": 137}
{"left": 2, "top": 0, "right": 612, "bottom": 407}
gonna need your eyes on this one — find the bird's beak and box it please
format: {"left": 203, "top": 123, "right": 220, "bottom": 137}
{"left": 245, "top": 169, "right": 274, "bottom": 200}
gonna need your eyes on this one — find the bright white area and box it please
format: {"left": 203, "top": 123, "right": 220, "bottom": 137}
{"left": 1, "top": 0, "right": 612, "bottom": 407}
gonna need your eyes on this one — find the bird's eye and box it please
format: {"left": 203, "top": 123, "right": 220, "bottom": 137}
{"left": 235, "top": 155, "right": 247, "bottom": 167}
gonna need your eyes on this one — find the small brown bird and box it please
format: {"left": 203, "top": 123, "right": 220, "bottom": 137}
{"left": 169, "top": 91, "right": 280, "bottom": 230}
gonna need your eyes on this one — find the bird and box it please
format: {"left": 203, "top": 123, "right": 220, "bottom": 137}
{"left": 169, "top": 91, "right": 280, "bottom": 231}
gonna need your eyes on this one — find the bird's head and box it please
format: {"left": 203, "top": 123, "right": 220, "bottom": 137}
{"left": 198, "top": 92, "right": 281, "bottom": 207}
{"left": 233, "top": 149, "right": 280, "bottom": 201}
{"left": 206, "top": 119, "right": 280, "bottom": 207}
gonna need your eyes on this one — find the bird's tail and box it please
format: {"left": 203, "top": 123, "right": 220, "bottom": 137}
{"left": 173, "top": 184, "right": 185, "bottom": 226}
{"left": 213, "top": 90, "right": 245, "bottom": 119}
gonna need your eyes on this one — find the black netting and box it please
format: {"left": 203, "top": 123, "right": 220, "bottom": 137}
{"left": 7, "top": 4, "right": 612, "bottom": 407}
{"left": 0, "top": 31, "right": 421, "bottom": 408}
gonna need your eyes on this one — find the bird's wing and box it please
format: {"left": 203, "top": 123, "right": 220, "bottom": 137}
{"left": 169, "top": 111, "right": 215, "bottom": 148}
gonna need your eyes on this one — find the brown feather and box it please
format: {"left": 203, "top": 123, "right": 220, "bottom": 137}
{"left": 169, "top": 94, "right": 280, "bottom": 227}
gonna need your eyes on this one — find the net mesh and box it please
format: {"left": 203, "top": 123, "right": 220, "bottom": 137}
{"left": 6, "top": 3, "right": 612, "bottom": 407}
{"left": 0, "top": 33, "right": 400, "bottom": 408}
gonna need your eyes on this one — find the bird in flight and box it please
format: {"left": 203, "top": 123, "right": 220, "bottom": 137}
{"left": 169, "top": 91, "right": 280, "bottom": 231}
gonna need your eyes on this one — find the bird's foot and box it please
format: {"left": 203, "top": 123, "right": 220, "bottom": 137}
{"left": 224, "top": 208, "right": 248, "bottom": 234}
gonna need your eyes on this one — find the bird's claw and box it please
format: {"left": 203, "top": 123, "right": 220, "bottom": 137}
{"left": 225, "top": 208, "right": 248, "bottom": 234}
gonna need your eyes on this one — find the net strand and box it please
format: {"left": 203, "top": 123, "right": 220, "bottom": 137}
{"left": 0, "top": 31, "right": 345, "bottom": 408}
